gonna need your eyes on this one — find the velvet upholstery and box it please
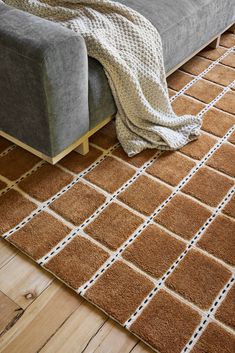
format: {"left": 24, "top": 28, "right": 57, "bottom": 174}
{"left": 0, "top": 3, "right": 89, "bottom": 157}
{"left": 118, "top": 0, "right": 235, "bottom": 72}
{"left": 0, "top": 0, "right": 234, "bottom": 157}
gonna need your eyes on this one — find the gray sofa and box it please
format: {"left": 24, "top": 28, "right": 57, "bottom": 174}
{"left": 0, "top": 0, "right": 234, "bottom": 162}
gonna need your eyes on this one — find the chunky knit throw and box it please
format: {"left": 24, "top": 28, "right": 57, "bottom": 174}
{"left": 3, "top": 0, "right": 201, "bottom": 156}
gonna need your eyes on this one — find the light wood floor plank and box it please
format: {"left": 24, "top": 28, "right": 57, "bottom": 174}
{"left": 0, "top": 240, "right": 17, "bottom": 269}
{"left": 83, "top": 319, "right": 138, "bottom": 353}
{"left": 0, "top": 282, "right": 82, "bottom": 353}
{"left": 0, "top": 253, "right": 53, "bottom": 309}
{"left": 130, "top": 342, "right": 155, "bottom": 353}
{"left": 0, "top": 291, "right": 23, "bottom": 337}
{"left": 39, "top": 301, "right": 107, "bottom": 353}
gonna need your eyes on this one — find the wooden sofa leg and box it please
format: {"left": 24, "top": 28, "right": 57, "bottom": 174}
{"left": 75, "top": 138, "right": 89, "bottom": 155}
{"left": 209, "top": 35, "right": 221, "bottom": 49}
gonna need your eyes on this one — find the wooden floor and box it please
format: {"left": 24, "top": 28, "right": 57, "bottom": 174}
{"left": 0, "top": 240, "right": 153, "bottom": 353}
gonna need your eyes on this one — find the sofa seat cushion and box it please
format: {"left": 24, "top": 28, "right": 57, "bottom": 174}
{"left": 89, "top": 0, "right": 235, "bottom": 128}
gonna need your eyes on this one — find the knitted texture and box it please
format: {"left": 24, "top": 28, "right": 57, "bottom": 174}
{"left": 3, "top": 0, "right": 201, "bottom": 156}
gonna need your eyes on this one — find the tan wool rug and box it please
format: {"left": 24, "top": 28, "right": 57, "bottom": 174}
{"left": 0, "top": 31, "right": 235, "bottom": 353}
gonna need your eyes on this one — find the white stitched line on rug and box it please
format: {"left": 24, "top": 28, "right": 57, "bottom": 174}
{"left": 2, "top": 143, "right": 119, "bottom": 239}
{"left": 37, "top": 150, "right": 163, "bottom": 265}
{"left": 197, "top": 79, "right": 235, "bottom": 118}
{"left": 77, "top": 125, "right": 234, "bottom": 298}
{"left": 123, "top": 185, "right": 235, "bottom": 328}
{"left": 81, "top": 138, "right": 234, "bottom": 296}
{"left": 36, "top": 76, "right": 235, "bottom": 264}
{"left": 181, "top": 275, "right": 235, "bottom": 353}
{"left": 0, "top": 144, "right": 16, "bottom": 158}
{"left": 0, "top": 161, "right": 46, "bottom": 197}
{"left": 1, "top": 77, "right": 233, "bottom": 287}
{"left": 170, "top": 45, "right": 235, "bottom": 102}
{"left": 61, "top": 162, "right": 234, "bottom": 273}
{"left": 37, "top": 113, "right": 232, "bottom": 267}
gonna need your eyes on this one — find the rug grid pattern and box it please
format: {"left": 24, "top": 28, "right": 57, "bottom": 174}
{"left": 0, "top": 32, "right": 235, "bottom": 353}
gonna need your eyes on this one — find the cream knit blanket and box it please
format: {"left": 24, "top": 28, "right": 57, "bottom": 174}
{"left": 3, "top": 0, "right": 201, "bottom": 156}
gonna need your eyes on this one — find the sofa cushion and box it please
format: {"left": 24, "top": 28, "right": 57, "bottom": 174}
{"left": 89, "top": 0, "right": 235, "bottom": 127}
{"left": 118, "top": 0, "right": 234, "bottom": 72}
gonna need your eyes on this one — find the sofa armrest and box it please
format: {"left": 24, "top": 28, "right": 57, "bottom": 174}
{"left": 0, "top": 3, "right": 89, "bottom": 157}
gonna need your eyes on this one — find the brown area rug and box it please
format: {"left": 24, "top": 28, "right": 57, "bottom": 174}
{"left": 0, "top": 31, "right": 235, "bottom": 353}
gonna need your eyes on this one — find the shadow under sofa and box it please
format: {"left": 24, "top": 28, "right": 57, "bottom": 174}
{"left": 0, "top": 0, "right": 234, "bottom": 164}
